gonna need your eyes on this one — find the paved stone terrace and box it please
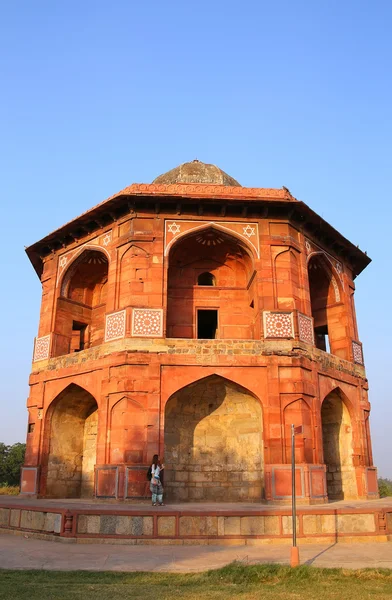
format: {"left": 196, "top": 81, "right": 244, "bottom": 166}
{"left": 2, "top": 496, "right": 391, "bottom": 513}
{"left": 2, "top": 497, "right": 391, "bottom": 545}
{"left": 1, "top": 534, "right": 392, "bottom": 571}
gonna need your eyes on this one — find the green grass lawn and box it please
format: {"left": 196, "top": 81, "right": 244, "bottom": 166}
{"left": 1, "top": 564, "right": 392, "bottom": 600}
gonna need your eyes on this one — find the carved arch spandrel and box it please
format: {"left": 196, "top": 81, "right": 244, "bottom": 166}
{"left": 45, "top": 380, "right": 99, "bottom": 412}
{"left": 165, "top": 220, "right": 259, "bottom": 260}
{"left": 319, "top": 383, "right": 357, "bottom": 421}
{"left": 161, "top": 367, "right": 268, "bottom": 414}
{"left": 119, "top": 244, "right": 150, "bottom": 260}
{"left": 56, "top": 244, "right": 111, "bottom": 289}
{"left": 307, "top": 251, "right": 343, "bottom": 302}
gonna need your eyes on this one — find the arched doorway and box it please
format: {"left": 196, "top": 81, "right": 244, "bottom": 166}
{"left": 308, "top": 254, "right": 346, "bottom": 358}
{"left": 321, "top": 389, "right": 357, "bottom": 500}
{"left": 164, "top": 375, "right": 263, "bottom": 502}
{"left": 166, "top": 228, "right": 257, "bottom": 339}
{"left": 46, "top": 384, "right": 98, "bottom": 498}
{"left": 54, "top": 249, "right": 108, "bottom": 356}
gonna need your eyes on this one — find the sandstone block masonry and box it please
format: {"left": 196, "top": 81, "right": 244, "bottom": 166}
{"left": 22, "top": 161, "right": 377, "bottom": 504}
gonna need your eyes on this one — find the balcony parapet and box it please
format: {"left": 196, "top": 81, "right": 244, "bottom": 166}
{"left": 31, "top": 337, "right": 170, "bottom": 373}
{"left": 31, "top": 335, "right": 366, "bottom": 380}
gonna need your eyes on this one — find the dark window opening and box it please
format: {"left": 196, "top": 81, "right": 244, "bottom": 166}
{"left": 314, "top": 325, "right": 330, "bottom": 352}
{"left": 71, "top": 321, "right": 87, "bottom": 352}
{"left": 28, "top": 423, "right": 35, "bottom": 434}
{"left": 250, "top": 299, "right": 254, "bottom": 308}
{"left": 197, "top": 272, "right": 216, "bottom": 286}
{"left": 197, "top": 310, "right": 218, "bottom": 339}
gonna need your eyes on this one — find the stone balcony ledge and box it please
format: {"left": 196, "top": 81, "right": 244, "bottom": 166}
{"left": 31, "top": 336, "right": 366, "bottom": 380}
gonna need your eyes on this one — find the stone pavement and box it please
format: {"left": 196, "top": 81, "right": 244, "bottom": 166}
{"left": 3, "top": 495, "right": 392, "bottom": 513}
{"left": 1, "top": 533, "right": 392, "bottom": 572}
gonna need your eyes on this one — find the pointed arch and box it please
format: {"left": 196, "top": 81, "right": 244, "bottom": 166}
{"left": 54, "top": 249, "right": 109, "bottom": 356}
{"left": 109, "top": 395, "right": 147, "bottom": 464}
{"left": 44, "top": 383, "right": 98, "bottom": 498}
{"left": 58, "top": 245, "right": 110, "bottom": 294}
{"left": 308, "top": 253, "right": 349, "bottom": 357}
{"left": 321, "top": 385, "right": 355, "bottom": 420}
{"left": 166, "top": 226, "right": 257, "bottom": 339}
{"left": 164, "top": 374, "right": 264, "bottom": 502}
{"left": 121, "top": 244, "right": 149, "bottom": 259}
{"left": 197, "top": 271, "right": 216, "bottom": 286}
{"left": 307, "top": 252, "right": 342, "bottom": 302}
{"left": 283, "top": 398, "right": 313, "bottom": 463}
{"left": 47, "top": 382, "right": 98, "bottom": 413}
{"left": 166, "top": 221, "right": 259, "bottom": 260}
{"left": 167, "top": 373, "right": 261, "bottom": 405}
{"left": 60, "top": 247, "right": 109, "bottom": 298}
{"left": 320, "top": 386, "right": 357, "bottom": 500}
{"left": 110, "top": 394, "right": 145, "bottom": 412}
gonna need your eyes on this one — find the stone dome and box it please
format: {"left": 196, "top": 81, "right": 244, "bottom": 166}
{"left": 152, "top": 160, "right": 241, "bottom": 187}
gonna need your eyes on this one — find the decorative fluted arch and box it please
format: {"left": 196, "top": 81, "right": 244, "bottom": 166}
{"left": 165, "top": 221, "right": 259, "bottom": 260}
{"left": 307, "top": 251, "right": 342, "bottom": 303}
{"left": 58, "top": 245, "right": 110, "bottom": 297}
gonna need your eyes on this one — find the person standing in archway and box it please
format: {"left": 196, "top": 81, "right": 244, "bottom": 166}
{"left": 150, "top": 454, "right": 165, "bottom": 506}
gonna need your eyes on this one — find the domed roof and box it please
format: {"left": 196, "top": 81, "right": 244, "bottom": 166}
{"left": 152, "top": 160, "right": 241, "bottom": 187}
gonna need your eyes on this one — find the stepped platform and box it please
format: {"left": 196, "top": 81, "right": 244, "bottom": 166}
{"left": 1, "top": 496, "right": 392, "bottom": 545}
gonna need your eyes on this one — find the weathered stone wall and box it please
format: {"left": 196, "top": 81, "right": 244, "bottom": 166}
{"left": 46, "top": 385, "right": 98, "bottom": 498}
{"left": 164, "top": 376, "right": 263, "bottom": 502}
{"left": 0, "top": 503, "right": 385, "bottom": 544}
{"left": 0, "top": 508, "right": 62, "bottom": 533}
{"left": 25, "top": 213, "right": 372, "bottom": 504}
{"left": 81, "top": 409, "right": 98, "bottom": 497}
{"left": 321, "top": 390, "right": 357, "bottom": 500}
{"left": 31, "top": 336, "right": 367, "bottom": 380}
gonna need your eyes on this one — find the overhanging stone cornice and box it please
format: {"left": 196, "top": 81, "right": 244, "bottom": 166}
{"left": 25, "top": 182, "right": 371, "bottom": 279}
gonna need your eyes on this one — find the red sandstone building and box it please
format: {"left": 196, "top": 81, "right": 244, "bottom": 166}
{"left": 22, "top": 160, "right": 377, "bottom": 504}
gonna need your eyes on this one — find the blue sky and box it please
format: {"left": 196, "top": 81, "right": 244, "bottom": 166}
{"left": 1, "top": 1, "right": 391, "bottom": 475}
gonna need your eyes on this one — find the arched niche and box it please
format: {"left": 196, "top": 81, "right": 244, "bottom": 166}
{"left": 118, "top": 245, "right": 150, "bottom": 309}
{"left": 274, "top": 248, "right": 301, "bottom": 310}
{"left": 321, "top": 388, "right": 357, "bottom": 500}
{"left": 283, "top": 399, "right": 313, "bottom": 463}
{"left": 45, "top": 384, "right": 98, "bottom": 498}
{"left": 308, "top": 254, "right": 346, "bottom": 356}
{"left": 164, "top": 375, "right": 263, "bottom": 502}
{"left": 197, "top": 272, "right": 216, "bottom": 286}
{"left": 54, "top": 249, "right": 109, "bottom": 356}
{"left": 166, "top": 228, "right": 257, "bottom": 339}
{"left": 109, "top": 396, "right": 147, "bottom": 464}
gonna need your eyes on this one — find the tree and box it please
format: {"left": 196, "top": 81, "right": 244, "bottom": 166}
{"left": 378, "top": 478, "right": 392, "bottom": 498}
{"left": 0, "top": 443, "right": 8, "bottom": 483}
{"left": 0, "top": 443, "right": 26, "bottom": 486}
